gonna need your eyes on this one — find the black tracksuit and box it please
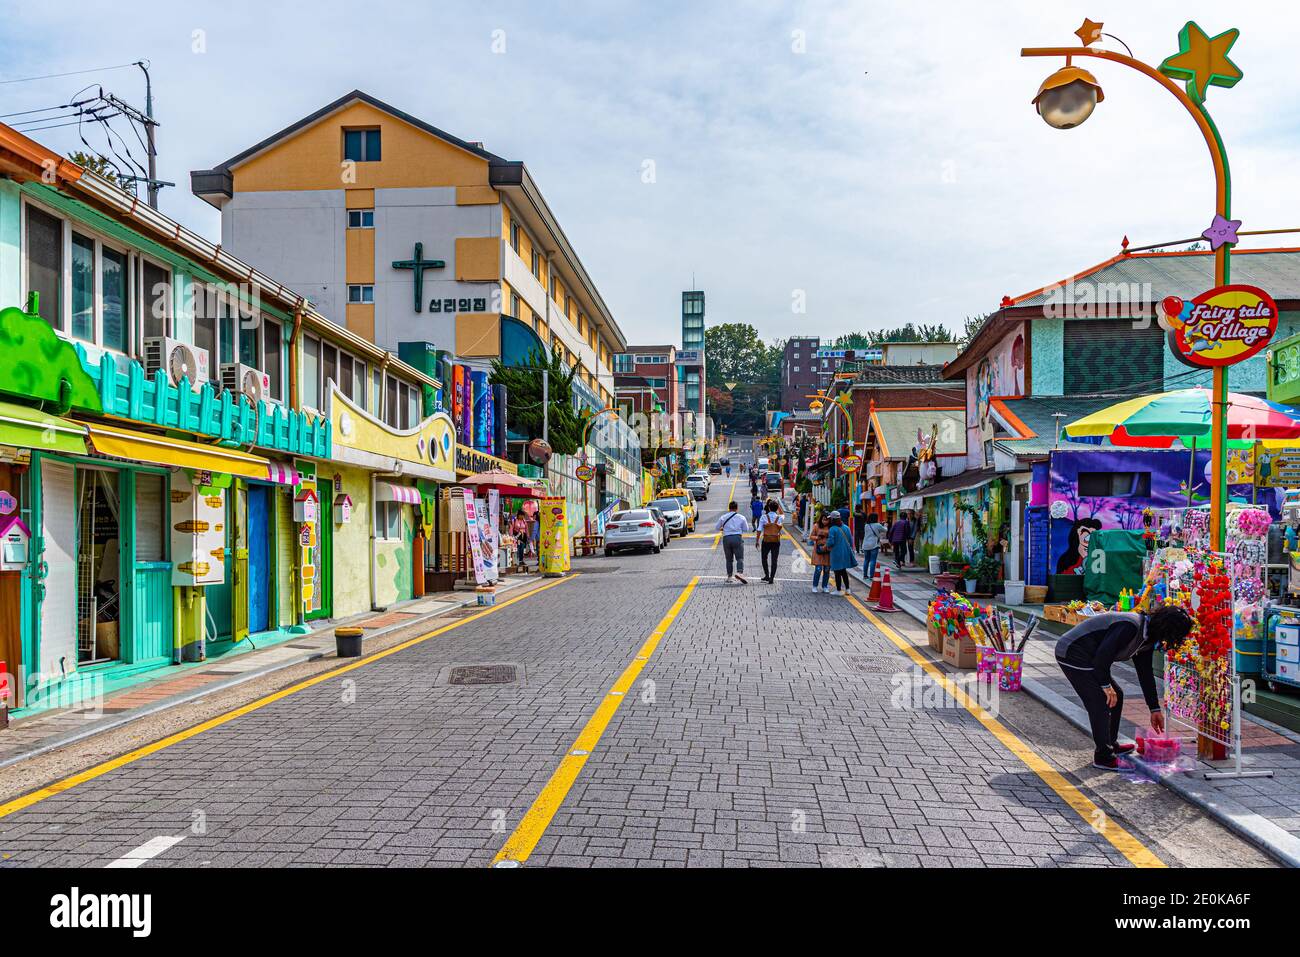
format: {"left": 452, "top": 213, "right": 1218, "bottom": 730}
{"left": 1055, "top": 612, "right": 1161, "bottom": 762}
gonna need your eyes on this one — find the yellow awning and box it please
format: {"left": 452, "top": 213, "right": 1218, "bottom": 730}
{"left": 86, "top": 423, "right": 270, "bottom": 480}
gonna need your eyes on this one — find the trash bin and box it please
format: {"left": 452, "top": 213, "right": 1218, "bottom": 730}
{"left": 336, "top": 626, "right": 364, "bottom": 658}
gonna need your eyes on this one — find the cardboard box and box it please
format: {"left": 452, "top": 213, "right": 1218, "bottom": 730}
{"left": 926, "top": 622, "right": 943, "bottom": 652}
{"left": 943, "top": 632, "right": 978, "bottom": 669}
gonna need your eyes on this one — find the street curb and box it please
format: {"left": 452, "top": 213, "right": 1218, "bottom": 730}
{"left": 861, "top": 566, "right": 1300, "bottom": 869}
{"left": 0, "top": 576, "right": 536, "bottom": 771}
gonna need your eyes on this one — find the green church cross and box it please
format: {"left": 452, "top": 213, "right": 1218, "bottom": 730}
{"left": 391, "top": 242, "right": 445, "bottom": 313}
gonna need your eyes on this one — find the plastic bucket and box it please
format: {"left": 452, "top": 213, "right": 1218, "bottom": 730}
{"left": 928, "top": 555, "right": 941, "bottom": 575}
{"left": 976, "top": 646, "right": 998, "bottom": 683}
{"left": 1234, "top": 637, "right": 1264, "bottom": 676}
{"left": 997, "top": 652, "right": 1024, "bottom": 692}
{"left": 335, "top": 627, "right": 364, "bottom": 658}
{"left": 1003, "top": 581, "right": 1025, "bottom": 605}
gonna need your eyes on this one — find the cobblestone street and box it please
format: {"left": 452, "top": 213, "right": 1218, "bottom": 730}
{"left": 0, "top": 488, "right": 1271, "bottom": 869}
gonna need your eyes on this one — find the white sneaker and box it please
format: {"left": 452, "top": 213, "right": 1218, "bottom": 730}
{"left": 811, "top": 585, "right": 820, "bottom": 593}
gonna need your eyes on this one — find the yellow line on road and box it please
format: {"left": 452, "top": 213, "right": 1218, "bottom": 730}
{"left": 783, "top": 530, "right": 1164, "bottom": 869}
{"left": 492, "top": 576, "right": 700, "bottom": 867}
{"left": 0, "top": 575, "right": 579, "bottom": 821}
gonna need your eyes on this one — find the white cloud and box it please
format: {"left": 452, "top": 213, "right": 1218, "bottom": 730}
{"left": 3, "top": 0, "right": 1298, "bottom": 347}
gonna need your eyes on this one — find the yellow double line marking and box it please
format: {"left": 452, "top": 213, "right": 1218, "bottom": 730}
{"left": 785, "top": 534, "right": 1164, "bottom": 868}
{"left": 0, "top": 575, "right": 578, "bottom": 821}
{"left": 492, "top": 576, "right": 700, "bottom": 866}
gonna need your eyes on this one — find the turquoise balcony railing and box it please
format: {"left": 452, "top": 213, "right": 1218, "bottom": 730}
{"left": 79, "top": 345, "right": 331, "bottom": 459}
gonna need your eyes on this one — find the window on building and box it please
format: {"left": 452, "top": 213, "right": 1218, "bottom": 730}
{"left": 263, "top": 318, "right": 283, "bottom": 401}
{"left": 303, "top": 334, "right": 321, "bottom": 410}
{"left": 793, "top": 366, "right": 800, "bottom": 373}
{"left": 24, "top": 204, "right": 62, "bottom": 328}
{"left": 322, "top": 341, "right": 338, "bottom": 395}
{"left": 101, "top": 246, "right": 128, "bottom": 353}
{"left": 383, "top": 374, "right": 419, "bottom": 430}
{"left": 142, "top": 260, "right": 170, "bottom": 342}
{"left": 343, "top": 128, "right": 381, "bottom": 162}
{"left": 70, "top": 233, "right": 95, "bottom": 342}
{"left": 510, "top": 293, "right": 521, "bottom": 318}
{"left": 348, "top": 284, "right": 374, "bottom": 304}
{"left": 531, "top": 250, "right": 540, "bottom": 279}
{"left": 1078, "top": 471, "right": 1151, "bottom": 498}
{"left": 347, "top": 209, "right": 375, "bottom": 228}
{"left": 374, "top": 500, "right": 402, "bottom": 541}
{"left": 510, "top": 220, "right": 520, "bottom": 253}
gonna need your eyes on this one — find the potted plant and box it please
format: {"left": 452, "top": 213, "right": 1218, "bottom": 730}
{"left": 961, "top": 564, "right": 977, "bottom": 593}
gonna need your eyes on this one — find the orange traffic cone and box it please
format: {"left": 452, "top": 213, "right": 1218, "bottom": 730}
{"left": 867, "top": 568, "right": 881, "bottom": 603}
{"left": 874, "top": 569, "right": 899, "bottom": 613}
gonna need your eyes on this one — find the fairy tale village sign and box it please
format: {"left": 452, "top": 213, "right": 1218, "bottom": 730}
{"left": 1160, "top": 284, "right": 1279, "bottom": 368}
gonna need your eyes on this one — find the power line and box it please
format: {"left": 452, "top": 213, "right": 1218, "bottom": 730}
{"left": 0, "top": 62, "right": 137, "bottom": 86}
{"left": 0, "top": 103, "right": 73, "bottom": 120}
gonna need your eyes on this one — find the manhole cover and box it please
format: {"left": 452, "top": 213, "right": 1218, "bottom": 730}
{"left": 449, "top": 664, "right": 518, "bottom": 686}
{"left": 840, "top": 654, "right": 907, "bottom": 675}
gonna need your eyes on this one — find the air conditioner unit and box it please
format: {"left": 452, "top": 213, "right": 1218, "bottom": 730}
{"left": 144, "top": 337, "right": 209, "bottom": 393}
{"left": 220, "top": 363, "right": 271, "bottom": 405}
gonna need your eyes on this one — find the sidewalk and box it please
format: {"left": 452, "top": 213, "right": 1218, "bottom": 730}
{"left": 845, "top": 557, "right": 1300, "bottom": 866}
{"left": 0, "top": 575, "right": 538, "bottom": 770}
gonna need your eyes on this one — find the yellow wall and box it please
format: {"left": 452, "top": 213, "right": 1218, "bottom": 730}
{"left": 346, "top": 303, "right": 375, "bottom": 341}
{"left": 331, "top": 464, "right": 373, "bottom": 618}
{"left": 455, "top": 237, "right": 500, "bottom": 281}
{"left": 457, "top": 185, "right": 499, "bottom": 205}
{"left": 456, "top": 313, "right": 501, "bottom": 357}
{"left": 345, "top": 228, "right": 375, "bottom": 283}
{"left": 232, "top": 101, "right": 491, "bottom": 192}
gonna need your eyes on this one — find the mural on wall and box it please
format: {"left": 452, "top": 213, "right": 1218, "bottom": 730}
{"left": 0, "top": 304, "right": 101, "bottom": 413}
{"left": 917, "top": 481, "right": 1008, "bottom": 562}
{"left": 1045, "top": 448, "right": 1282, "bottom": 575}
{"left": 966, "top": 325, "right": 1026, "bottom": 466}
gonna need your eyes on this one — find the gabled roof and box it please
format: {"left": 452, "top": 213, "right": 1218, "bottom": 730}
{"left": 195, "top": 89, "right": 503, "bottom": 179}
{"left": 869, "top": 407, "right": 966, "bottom": 460}
{"left": 988, "top": 394, "right": 1130, "bottom": 457}
{"left": 944, "top": 246, "right": 1300, "bottom": 381}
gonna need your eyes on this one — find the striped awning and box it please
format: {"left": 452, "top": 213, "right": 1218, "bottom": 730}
{"left": 266, "top": 462, "right": 299, "bottom": 486}
{"left": 375, "top": 482, "right": 420, "bottom": 505}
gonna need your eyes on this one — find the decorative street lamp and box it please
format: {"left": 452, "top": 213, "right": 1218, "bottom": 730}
{"left": 1022, "top": 18, "right": 1252, "bottom": 550}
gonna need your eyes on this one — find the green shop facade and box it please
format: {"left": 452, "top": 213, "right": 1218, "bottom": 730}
{"left": 0, "top": 162, "right": 440, "bottom": 713}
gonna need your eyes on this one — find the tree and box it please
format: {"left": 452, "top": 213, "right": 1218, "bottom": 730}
{"left": 705, "top": 385, "right": 733, "bottom": 417}
{"left": 69, "top": 151, "right": 118, "bottom": 184}
{"left": 830, "top": 323, "right": 958, "bottom": 346}
{"left": 489, "top": 346, "right": 584, "bottom": 455}
{"left": 704, "top": 323, "right": 782, "bottom": 433}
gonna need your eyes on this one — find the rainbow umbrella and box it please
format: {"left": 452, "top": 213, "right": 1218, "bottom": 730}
{"left": 1064, "top": 387, "right": 1300, "bottom": 505}
{"left": 1063, "top": 387, "right": 1300, "bottom": 448}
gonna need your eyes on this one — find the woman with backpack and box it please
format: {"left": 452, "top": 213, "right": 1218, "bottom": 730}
{"left": 809, "top": 512, "right": 832, "bottom": 593}
{"left": 755, "top": 499, "right": 784, "bottom": 583}
{"left": 827, "top": 513, "right": 856, "bottom": 594}
{"left": 859, "top": 512, "right": 888, "bottom": 583}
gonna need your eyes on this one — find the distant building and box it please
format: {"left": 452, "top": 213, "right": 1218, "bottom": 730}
{"left": 678, "top": 291, "right": 707, "bottom": 439}
{"left": 880, "top": 341, "right": 960, "bottom": 366}
{"left": 614, "top": 344, "right": 679, "bottom": 436}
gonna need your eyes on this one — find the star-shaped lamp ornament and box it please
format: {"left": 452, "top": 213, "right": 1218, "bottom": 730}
{"left": 1159, "top": 21, "right": 1243, "bottom": 104}
{"left": 1202, "top": 213, "right": 1242, "bottom": 250}
{"left": 1075, "top": 19, "right": 1104, "bottom": 46}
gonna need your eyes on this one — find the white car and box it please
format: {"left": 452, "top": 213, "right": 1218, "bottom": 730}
{"left": 604, "top": 509, "right": 664, "bottom": 555}
{"left": 651, "top": 498, "right": 689, "bottom": 537}
{"left": 685, "top": 476, "right": 709, "bottom": 501}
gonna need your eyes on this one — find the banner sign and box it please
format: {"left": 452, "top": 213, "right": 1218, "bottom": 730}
{"left": 483, "top": 490, "right": 501, "bottom": 583}
{"left": 837, "top": 455, "right": 862, "bottom": 473}
{"left": 539, "top": 495, "right": 570, "bottom": 576}
{"left": 1257, "top": 448, "right": 1300, "bottom": 488}
{"left": 462, "top": 495, "right": 490, "bottom": 584}
{"left": 1164, "top": 285, "right": 1279, "bottom": 368}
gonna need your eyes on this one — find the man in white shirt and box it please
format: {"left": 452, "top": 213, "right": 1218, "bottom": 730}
{"left": 715, "top": 501, "right": 751, "bottom": 584}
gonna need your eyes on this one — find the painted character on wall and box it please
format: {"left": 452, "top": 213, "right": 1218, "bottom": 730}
{"left": 1056, "top": 518, "right": 1102, "bottom": 575}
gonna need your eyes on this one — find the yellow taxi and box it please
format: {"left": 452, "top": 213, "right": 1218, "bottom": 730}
{"left": 660, "top": 488, "right": 698, "bottom": 531}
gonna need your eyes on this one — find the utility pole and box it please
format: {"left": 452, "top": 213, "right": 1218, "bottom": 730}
{"left": 137, "top": 61, "right": 158, "bottom": 208}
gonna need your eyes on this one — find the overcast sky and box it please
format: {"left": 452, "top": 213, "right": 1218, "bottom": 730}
{"left": 4, "top": 1, "right": 1299, "bottom": 348}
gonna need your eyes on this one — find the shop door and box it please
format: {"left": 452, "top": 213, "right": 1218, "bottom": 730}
{"left": 305, "top": 498, "right": 332, "bottom": 621}
{"left": 231, "top": 482, "right": 249, "bottom": 643}
{"left": 128, "top": 471, "right": 172, "bottom": 663}
{"left": 75, "top": 468, "right": 123, "bottom": 665}
{"left": 247, "top": 484, "right": 271, "bottom": 634}
{"left": 38, "top": 460, "right": 77, "bottom": 678}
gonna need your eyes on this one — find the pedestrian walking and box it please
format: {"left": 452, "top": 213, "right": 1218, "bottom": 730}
{"left": 715, "top": 501, "right": 751, "bottom": 584}
{"left": 888, "top": 512, "right": 909, "bottom": 569}
{"left": 860, "top": 512, "right": 887, "bottom": 582}
{"left": 906, "top": 509, "right": 920, "bottom": 567}
{"left": 756, "top": 499, "right": 784, "bottom": 583}
{"left": 809, "top": 512, "right": 832, "bottom": 592}
{"left": 1055, "top": 606, "right": 1192, "bottom": 771}
{"left": 827, "top": 513, "right": 855, "bottom": 594}
{"left": 749, "top": 494, "right": 764, "bottom": 524}
{"left": 853, "top": 500, "right": 869, "bottom": 553}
